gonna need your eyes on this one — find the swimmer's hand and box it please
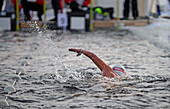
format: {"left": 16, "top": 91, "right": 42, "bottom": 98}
{"left": 69, "top": 48, "right": 82, "bottom": 56}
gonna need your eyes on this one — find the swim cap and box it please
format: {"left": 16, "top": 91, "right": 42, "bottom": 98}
{"left": 95, "top": 8, "right": 102, "bottom": 14}
{"left": 112, "top": 64, "right": 126, "bottom": 76}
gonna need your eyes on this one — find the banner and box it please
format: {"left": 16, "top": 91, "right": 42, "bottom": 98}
{"left": 58, "top": 13, "right": 68, "bottom": 27}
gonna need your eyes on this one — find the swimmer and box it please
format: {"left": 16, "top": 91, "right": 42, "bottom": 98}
{"left": 69, "top": 48, "right": 126, "bottom": 78}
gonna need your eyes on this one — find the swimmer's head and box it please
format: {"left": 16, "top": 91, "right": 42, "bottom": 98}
{"left": 95, "top": 8, "right": 102, "bottom": 14}
{"left": 112, "top": 64, "right": 126, "bottom": 76}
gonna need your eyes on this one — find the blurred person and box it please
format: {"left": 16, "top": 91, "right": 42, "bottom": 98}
{"left": 69, "top": 48, "right": 126, "bottom": 78}
{"left": 65, "top": 0, "right": 113, "bottom": 20}
{"left": 4, "top": 0, "right": 19, "bottom": 13}
{"left": 50, "top": 0, "right": 62, "bottom": 21}
{"left": 94, "top": 6, "right": 114, "bottom": 20}
{"left": 0, "top": 0, "right": 4, "bottom": 12}
{"left": 123, "top": 0, "right": 138, "bottom": 20}
{"left": 11, "top": 0, "right": 22, "bottom": 11}
{"left": 65, "top": 0, "right": 90, "bottom": 12}
{"left": 50, "top": 0, "right": 89, "bottom": 21}
{"left": 21, "top": 0, "right": 43, "bottom": 21}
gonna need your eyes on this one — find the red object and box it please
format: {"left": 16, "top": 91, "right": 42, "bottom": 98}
{"left": 64, "top": 0, "right": 90, "bottom": 7}
{"left": 83, "top": 0, "right": 90, "bottom": 7}
{"left": 34, "top": 0, "right": 44, "bottom": 5}
{"left": 113, "top": 67, "right": 126, "bottom": 75}
{"left": 11, "top": 0, "right": 44, "bottom": 11}
{"left": 59, "top": 0, "right": 63, "bottom": 12}
{"left": 11, "top": 0, "right": 22, "bottom": 11}
{"left": 64, "top": 0, "right": 74, "bottom": 4}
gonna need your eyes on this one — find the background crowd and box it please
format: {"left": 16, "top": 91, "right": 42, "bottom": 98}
{"left": 0, "top": 0, "right": 170, "bottom": 22}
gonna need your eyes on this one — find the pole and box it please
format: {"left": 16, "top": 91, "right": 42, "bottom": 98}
{"left": 16, "top": 0, "right": 19, "bottom": 31}
{"left": 90, "top": 0, "right": 93, "bottom": 31}
{"left": 116, "top": 0, "right": 120, "bottom": 30}
{"left": 43, "top": 0, "right": 46, "bottom": 21}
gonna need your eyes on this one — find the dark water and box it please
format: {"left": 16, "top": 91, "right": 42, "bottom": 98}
{"left": 0, "top": 28, "right": 170, "bottom": 109}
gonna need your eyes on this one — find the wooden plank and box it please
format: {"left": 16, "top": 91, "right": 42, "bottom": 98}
{"left": 162, "top": 16, "right": 170, "bottom": 19}
{"left": 93, "top": 20, "right": 114, "bottom": 28}
{"left": 20, "top": 21, "right": 43, "bottom": 28}
{"left": 93, "top": 20, "right": 150, "bottom": 28}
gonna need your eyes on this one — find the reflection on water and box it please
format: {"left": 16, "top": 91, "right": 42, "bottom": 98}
{"left": 0, "top": 25, "right": 170, "bottom": 108}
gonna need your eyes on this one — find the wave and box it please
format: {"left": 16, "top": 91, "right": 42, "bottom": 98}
{"left": 124, "top": 18, "right": 170, "bottom": 52}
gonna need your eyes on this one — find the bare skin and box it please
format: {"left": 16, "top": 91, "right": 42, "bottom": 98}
{"left": 69, "top": 48, "right": 119, "bottom": 78}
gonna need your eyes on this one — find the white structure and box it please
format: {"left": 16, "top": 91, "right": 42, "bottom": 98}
{"left": 166, "top": 0, "right": 170, "bottom": 15}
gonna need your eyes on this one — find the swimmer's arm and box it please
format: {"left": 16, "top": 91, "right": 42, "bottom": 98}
{"left": 69, "top": 48, "right": 109, "bottom": 72}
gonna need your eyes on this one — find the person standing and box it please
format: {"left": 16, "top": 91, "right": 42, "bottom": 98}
{"left": 65, "top": 0, "right": 90, "bottom": 12}
{"left": 123, "top": 0, "right": 138, "bottom": 20}
{"left": 50, "top": 0, "right": 61, "bottom": 21}
{"left": 0, "top": 0, "right": 4, "bottom": 12}
{"left": 21, "top": 0, "right": 43, "bottom": 21}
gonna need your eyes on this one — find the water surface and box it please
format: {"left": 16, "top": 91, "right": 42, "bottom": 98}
{"left": 0, "top": 21, "right": 170, "bottom": 109}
